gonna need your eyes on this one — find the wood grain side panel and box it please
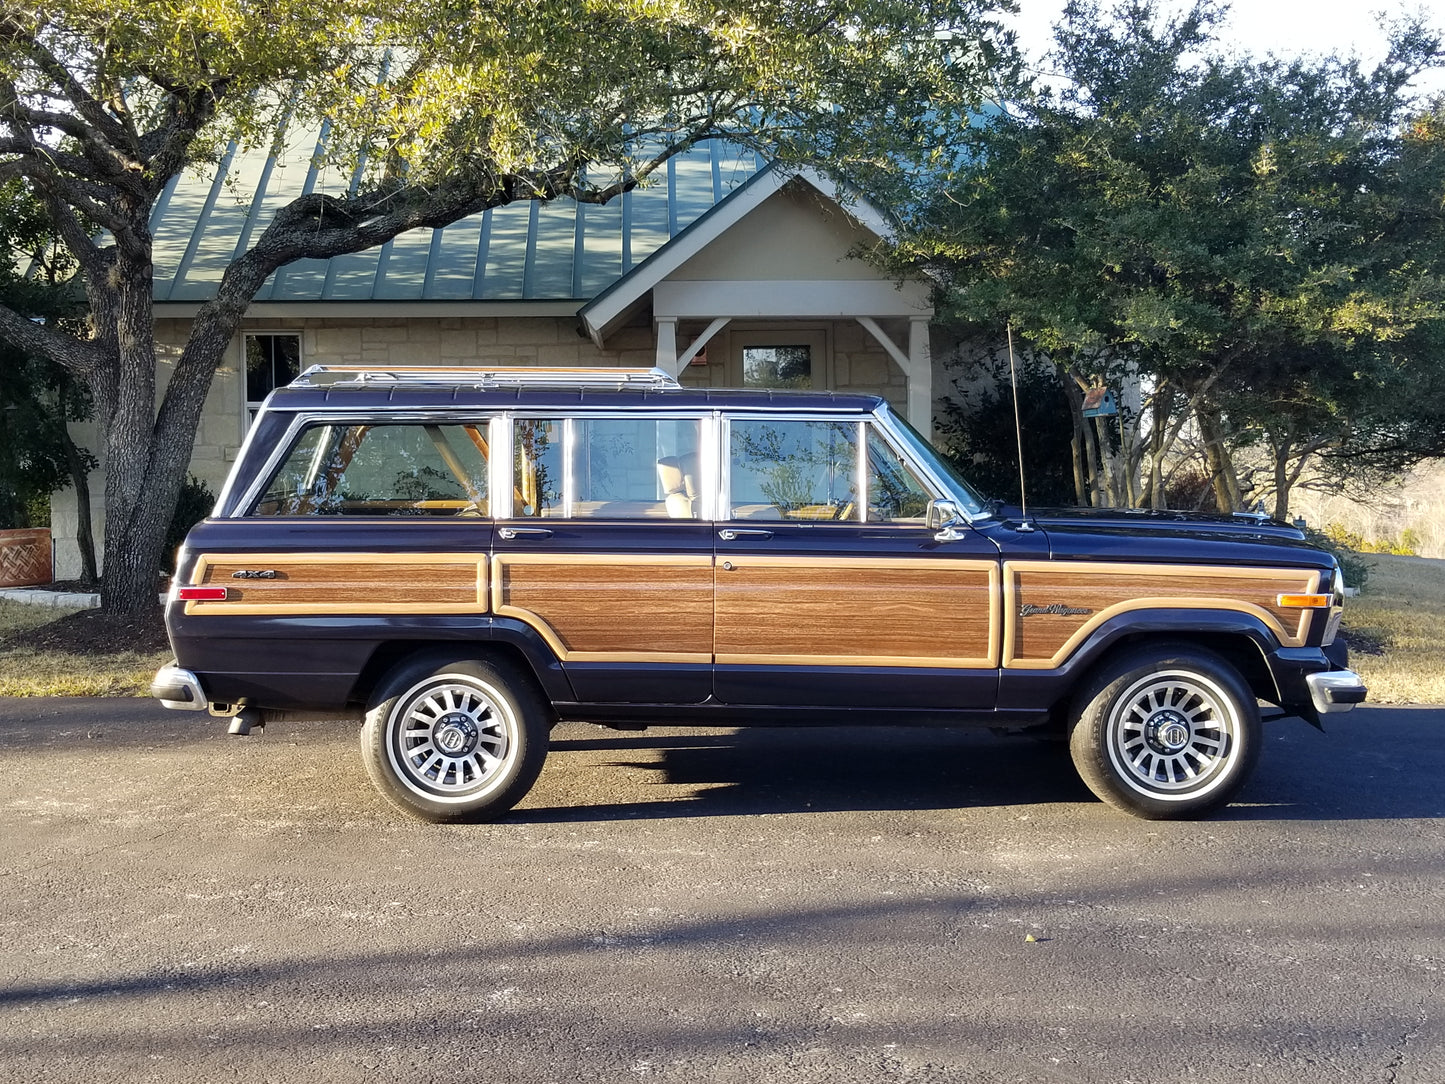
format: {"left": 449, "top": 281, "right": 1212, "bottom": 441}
{"left": 187, "top": 553, "right": 487, "bottom": 614}
{"left": 1003, "top": 561, "right": 1322, "bottom": 667}
{"left": 495, "top": 555, "right": 713, "bottom": 659}
{"left": 715, "top": 557, "right": 999, "bottom": 667}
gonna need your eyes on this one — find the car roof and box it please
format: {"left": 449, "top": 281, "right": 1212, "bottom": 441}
{"left": 264, "top": 380, "right": 886, "bottom": 415}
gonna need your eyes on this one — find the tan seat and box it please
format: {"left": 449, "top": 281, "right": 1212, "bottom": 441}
{"left": 657, "top": 453, "right": 700, "bottom": 519}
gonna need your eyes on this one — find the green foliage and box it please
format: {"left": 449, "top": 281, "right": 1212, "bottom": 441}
{"left": 936, "top": 352, "right": 1078, "bottom": 506}
{"left": 897, "top": 0, "right": 1445, "bottom": 511}
{"left": 162, "top": 476, "right": 217, "bottom": 574}
{"left": 0, "top": 180, "right": 92, "bottom": 531}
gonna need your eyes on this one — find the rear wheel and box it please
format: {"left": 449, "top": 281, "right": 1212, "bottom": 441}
{"left": 1068, "top": 646, "right": 1260, "bottom": 819}
{"left": 361, "top": 656, "right": 549, "bottom": 823}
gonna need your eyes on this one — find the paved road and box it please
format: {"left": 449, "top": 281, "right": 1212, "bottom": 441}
{"left": 0, "top": 699, "right": 1441, "bottom": 1084}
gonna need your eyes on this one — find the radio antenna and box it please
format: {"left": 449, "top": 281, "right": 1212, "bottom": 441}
{"left": 1006, "top": 323, "right": 1033, "bottom": 530}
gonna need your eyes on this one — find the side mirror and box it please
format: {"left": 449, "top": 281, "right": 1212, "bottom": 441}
{"left": 928, "top": 498, "right": 966, "bottom": 542}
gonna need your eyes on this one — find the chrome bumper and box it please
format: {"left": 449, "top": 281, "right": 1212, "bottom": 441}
{"left": 150, "top": 664, "right": 208, "bottom": 711}
{"left": 1306, "top": 669, "right": 1367, "bottom": 714}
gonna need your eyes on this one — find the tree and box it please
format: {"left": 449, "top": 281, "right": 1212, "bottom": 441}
{"left": 0, "top": 0, "right": 1017, "bottom": 614}
{"left": 897, "top": 0, "right": 1445, "bottom": 514}
{"left": 0, "top": 177, "right": 98, "bottom": 579}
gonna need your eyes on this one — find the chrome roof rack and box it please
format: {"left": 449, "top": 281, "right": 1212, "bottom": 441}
{"left": 289, "top": 365, "right": 682, "bottom": 390}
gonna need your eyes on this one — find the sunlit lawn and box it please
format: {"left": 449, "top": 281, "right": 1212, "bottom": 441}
{"left": 1344, "top": 553, "right": 1445, "bottom": 705}
{"left": 0, "top": 600, "right": 170, "bottom": 697}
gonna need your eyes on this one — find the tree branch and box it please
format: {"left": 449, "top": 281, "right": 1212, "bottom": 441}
{"left": 0, "top": 13, "right": 134, "bottom": 152}
{"left": 0, "top": 301, "right": 103, "bottom": 379}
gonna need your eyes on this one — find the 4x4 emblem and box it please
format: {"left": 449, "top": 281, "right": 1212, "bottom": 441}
{"left": 1020, "top": 603, "right": 1093, "bottom": 617}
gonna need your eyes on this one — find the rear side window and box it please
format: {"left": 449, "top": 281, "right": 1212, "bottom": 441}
{"left": 250, "top": 422, "right": 490, "bottom": 516}
{"left": 512, "top": 416, "right": 703, "bottom": 519}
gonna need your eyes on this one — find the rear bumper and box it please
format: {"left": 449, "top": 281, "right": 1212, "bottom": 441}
{"left": 1306, "top": 669, "right": 1368, "bottom": 714}
{"left": 150, "top": 664, "right": 207, "bottom": 711}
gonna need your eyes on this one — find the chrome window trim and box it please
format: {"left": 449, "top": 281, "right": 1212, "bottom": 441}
{"left": 500, "top": 410, "right": 714, "bottom": 522}
{"left": 490, "top": 415, "right": 511, "bottom": 519}
{"left": 231, "top": 404, "right": 953, "bottom": 526}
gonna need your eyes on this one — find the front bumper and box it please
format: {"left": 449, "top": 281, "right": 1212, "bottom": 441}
{"left": 1268, "top": 646, "right": 1366, "bottom": 724}
{"left": 1306, "top": 669, "right": 1368, "bottom": 714}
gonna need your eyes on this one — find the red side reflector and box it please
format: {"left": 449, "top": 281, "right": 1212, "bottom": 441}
{"left": 178, "top": 586, "right": 229, "bottom": 602}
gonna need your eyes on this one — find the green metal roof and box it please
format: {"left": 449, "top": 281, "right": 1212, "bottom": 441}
{"left": 150, "top": 129, "right": 764, "bottom": 305}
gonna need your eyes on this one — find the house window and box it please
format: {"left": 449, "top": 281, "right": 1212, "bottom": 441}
{"left": 742, "top": 345, "right": 813, "bottom": 388}
{"left": 727, "top": 328, "right": 827, "bottom": 390}
{"left": 245, "top": 333, "right": 301, "bottom": 421}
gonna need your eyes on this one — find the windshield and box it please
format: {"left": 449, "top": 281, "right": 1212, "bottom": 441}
{"left": 881, "top": 408, "right": 991, "bottom": 519}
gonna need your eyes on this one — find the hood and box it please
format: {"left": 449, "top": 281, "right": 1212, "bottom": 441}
{"left": 984, "top": 505, "right": 1333, "bottom": 570}
{"left": 1022, "top": 506, "right": 1307, "bottom": 542}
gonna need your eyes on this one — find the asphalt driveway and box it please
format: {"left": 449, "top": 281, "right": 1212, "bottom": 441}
{"left": 1, "top": 699, "right": 1441, "bottom": 1083}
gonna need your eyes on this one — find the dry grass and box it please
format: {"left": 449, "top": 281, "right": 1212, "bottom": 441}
{"left": 1342, "top": 553, "right": 1445, "bottom": 705}
{"left": 0, "top": 600, "right": 171, "bottom": 697}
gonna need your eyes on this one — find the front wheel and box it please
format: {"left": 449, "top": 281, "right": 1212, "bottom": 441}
{"left": 1068, "top": 646, "right": 1261, "bottom": 819}
{"left": 361, "top": 656, "right": 549, "bottom": 823}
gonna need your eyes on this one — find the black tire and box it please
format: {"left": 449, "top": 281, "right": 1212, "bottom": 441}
{"left": 361, "top": 655, "right": 549, "bottom": 823}
{"left": 1068, "top": 645, "right": 1261, "bottom": 819}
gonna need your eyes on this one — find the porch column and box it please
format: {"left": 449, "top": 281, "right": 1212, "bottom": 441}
{"left": 908, "top": 317, "right": 933, "bottom": 441}
{"left": 655, "top": 317, "right": 678, "bottom": 375}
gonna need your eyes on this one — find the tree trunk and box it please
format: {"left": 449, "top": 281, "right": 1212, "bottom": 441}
{"left": 1272, "top": 438, "right": 1293, "bottom": 522}
{"left": 93, "top": 257, "right": 174, "bottom": 615}
{"left": 1196, "top": 402, "right": 1243, "bottom": 513}
{"left": 1059, "top": 371, "right": 1095, "bottom": 506}
{"left": 61, "top": 428, "right": 99, "bottom": 587}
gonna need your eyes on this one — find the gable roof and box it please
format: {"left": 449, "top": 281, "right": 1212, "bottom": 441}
{"left": 578, "top": 164, "right": 900, "bottom": 344}
{"left": 149, "top": 130, "right": 765, "bottom": 312}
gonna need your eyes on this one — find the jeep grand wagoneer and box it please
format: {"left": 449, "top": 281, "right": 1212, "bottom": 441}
{"left": 152, "top": 366, "right": 1365, "bottom": 822}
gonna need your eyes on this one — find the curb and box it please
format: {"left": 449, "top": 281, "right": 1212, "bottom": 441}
{"left": 0, "top": 587, "right": 102, "bottom": 609}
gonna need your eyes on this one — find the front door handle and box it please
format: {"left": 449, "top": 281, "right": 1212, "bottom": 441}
{"left": 718, "top": 528, "right": 773, "bottom": 541}
{"left": 499, "top": 526, "right": 553, "bottom": 541}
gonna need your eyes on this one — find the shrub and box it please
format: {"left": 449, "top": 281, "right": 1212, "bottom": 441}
{"left": 162, "top": 475, "right": 216, "bottom": 573}
{"left": 1307, "top": 527, "right": 1372, "bottom": 590}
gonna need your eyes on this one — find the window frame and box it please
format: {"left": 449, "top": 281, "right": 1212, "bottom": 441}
{"left": 242, "top": 332, "right": 303, "bottom": 429}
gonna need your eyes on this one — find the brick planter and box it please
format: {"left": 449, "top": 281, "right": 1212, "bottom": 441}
{"left": 0, "top": 528, "right": 52, "bottom": 588}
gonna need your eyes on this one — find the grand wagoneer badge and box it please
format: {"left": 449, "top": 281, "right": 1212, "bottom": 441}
{"left": 1019, "top": 603, "right": 1093, "bottom": 617}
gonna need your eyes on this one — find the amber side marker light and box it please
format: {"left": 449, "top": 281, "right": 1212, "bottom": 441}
{"left": 177, "top": 586, "right": 229, "bottom": 602}
{"left": 1277, "top": 593, "right": 1333, "bottom": 608}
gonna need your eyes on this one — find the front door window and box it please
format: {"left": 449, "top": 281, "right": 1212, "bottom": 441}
{"left": 742, "top": 345, "right": 814, "bottom": 389}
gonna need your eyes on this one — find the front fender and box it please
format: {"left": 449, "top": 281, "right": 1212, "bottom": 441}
{"left": 998, "top": 607, "right": 1282, "bottom": 713}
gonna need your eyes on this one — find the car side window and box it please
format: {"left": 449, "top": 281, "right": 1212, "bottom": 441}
{"left": 249, "top": 422, "right": 489, "bottom": 516}
{"left": 865, "top": 424, "right": 934, "bottom": 523}
{"left": 728, "top": 418, "right": 861, "bottom": 521}
{"left": 512, "top": 416, "right": 703, "bottom": 519}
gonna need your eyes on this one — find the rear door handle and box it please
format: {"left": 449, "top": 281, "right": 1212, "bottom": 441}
{"left": 718, "top": 528, "right": 773, "bottom": 541}
{"left": 499, "top": 526, "right": 553, "bottom": 541}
